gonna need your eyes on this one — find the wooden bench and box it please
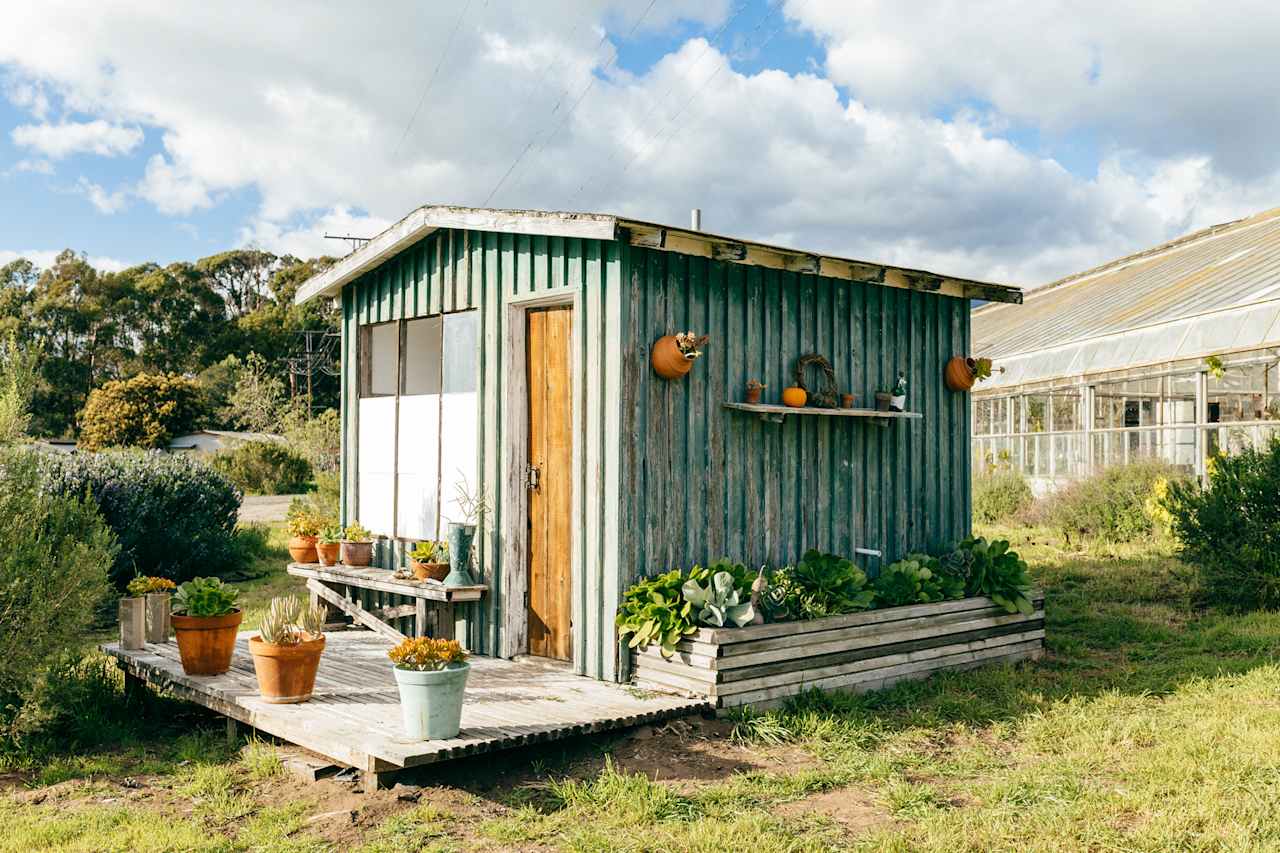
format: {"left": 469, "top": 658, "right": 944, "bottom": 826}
{"left": 287, "top": 563, "right": 487, "bottom": 644}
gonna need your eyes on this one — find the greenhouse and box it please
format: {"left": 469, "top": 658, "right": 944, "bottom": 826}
{"left": 972, "top": 206, "right": 1280, "bottom": 492}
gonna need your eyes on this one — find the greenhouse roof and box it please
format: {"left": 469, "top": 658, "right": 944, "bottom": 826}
{"left": 973, "top": 206, "right": 1280, "bottom": 390}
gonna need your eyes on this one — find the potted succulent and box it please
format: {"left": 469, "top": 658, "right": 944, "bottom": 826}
{"left": 651, "top": 330, "right": 710, "bottom": 380}
{"left": 248, "top": 595, "right": 327, "bottom": 703}
{"left": 285, "top": 506, "right": 322, "bottom": 564}
{"left": 126, "top": 575, "right": 176, "bottom": 644}
{"left": 388, "top": 637, "right": 470, "bottom": 740}
{"left": 340, "top": 522, "right": 374, "bottom": 567}
{"left": 409, "top": 539, "right": 450, "bottom": 582}
{"left": 876, "top": 372, "right": 908, "bottom": 412}
{"left": 944, "top": 356, "right": 998, "bottom": 392}
{"left": 171, "top": 577, "right": 242, "bottom": 676}
{"left": 316, "top": 524, "right": 342, "bottom": 567}
{"left": 745, "top": 379, "right": 766, "bottom": 404}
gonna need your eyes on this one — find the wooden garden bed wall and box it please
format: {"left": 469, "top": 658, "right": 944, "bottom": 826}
{"left": 630, "top": 592, "right": 1045, "bottom": 709}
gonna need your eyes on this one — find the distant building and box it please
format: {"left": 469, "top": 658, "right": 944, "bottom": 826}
{"left": 973, "top": 206, "right": 1280, "bottom": 492}
{"left": 167, "top": 430, "right": 285, "bottom": 454}
{"left": 31, "top": 438, "right": 78, "bottom": 453}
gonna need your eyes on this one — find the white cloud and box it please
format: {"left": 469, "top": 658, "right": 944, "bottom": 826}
{"left": 0, "top": 1, "right": 1278, "bottom": 287}
{"left": 11, "top": 119, "right": 142, "bottom": 158}
{"left": 75, "top": 176, "right": 129, "bottom": 213}
{"left": 0, "top": 248, "right": 130, "bottom": 273}
{"left": 3, "top": 157, "right": 53, "bottom": 176}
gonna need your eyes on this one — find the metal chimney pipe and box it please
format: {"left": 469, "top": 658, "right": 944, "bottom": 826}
{"left": 690, "top": 208, "right": 702, "bottom": 231}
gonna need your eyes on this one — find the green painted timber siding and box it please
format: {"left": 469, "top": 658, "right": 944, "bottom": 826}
{"left": 337, "top": 228, "right": 972, "bottom": 683}
{"left": 339, "top": 227, "right": 628, "bottom": 680}
{"left": 616, "top": 245, "right": 972, "bottom": 590}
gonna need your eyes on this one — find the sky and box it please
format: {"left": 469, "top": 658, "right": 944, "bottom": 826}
{"left": 3, "top": 0, "right": 1280, "bottom": 288}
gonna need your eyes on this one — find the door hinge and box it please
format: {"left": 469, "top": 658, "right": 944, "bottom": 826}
{"left": 526, "top": 463, "right": 541, "bottom": 491}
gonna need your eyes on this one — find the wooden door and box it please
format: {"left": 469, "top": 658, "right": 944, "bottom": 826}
{"left": 526, "top": 306, "right": 573, "bottom": 660}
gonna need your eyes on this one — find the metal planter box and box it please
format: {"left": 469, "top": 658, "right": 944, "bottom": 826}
{"left": 631, "top": 592, "right": 1045, "bottom": 709}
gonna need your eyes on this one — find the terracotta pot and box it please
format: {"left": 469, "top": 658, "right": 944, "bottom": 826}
{"left": 745, "top": 386, "right": 763, "bottom": 404}
{"left": 316, "top": 541, "right": 341, "bottom": 566}
{"left": 341, "top": 540, "right": 373, "bottom": 567}
{"left": 651, "top": 335, "right": 694, "bottom": 380}
{"left": 944, "top": 356, "right": 977, "bottom": 392}
{"left": 249, "top": 635, "right": 325, "bottom": 703}
{"left": 875, "top": 392, "right": 893, "bottom": 412}
{"left": 841, "top": 393, "right": 856, "bottom": 409}
{"left": 287, "top": 535, "right": 318, "bottom": 564}
{"left": 172, "top": 610, "right": 243, "bottom": 676}
{"left": 411, "top": 559, "right": 450, "bottom": 582}
{"left": 781, "top": 386, "right": 808, "bottom": 408}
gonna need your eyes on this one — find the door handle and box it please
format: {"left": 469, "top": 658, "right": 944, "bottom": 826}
{"left": 526, "top": 464, "right": 541, "bottom": 491}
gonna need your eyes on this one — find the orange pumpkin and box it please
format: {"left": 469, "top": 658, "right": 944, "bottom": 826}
{"left": 781, "top": 386, "right": 808, "bottom": 408}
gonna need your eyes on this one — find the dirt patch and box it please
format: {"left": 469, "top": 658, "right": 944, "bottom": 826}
{"left": 778, "top": 786, "right": 893, "bottom": 835}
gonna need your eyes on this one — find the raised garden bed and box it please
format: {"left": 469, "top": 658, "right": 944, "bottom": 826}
{"left": 630, "top": 591, "right": 1045, "bottom": 709}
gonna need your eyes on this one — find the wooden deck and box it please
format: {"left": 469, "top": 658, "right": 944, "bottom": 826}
{"left": 103, "top": 632, "right": 709, "bottom": 786}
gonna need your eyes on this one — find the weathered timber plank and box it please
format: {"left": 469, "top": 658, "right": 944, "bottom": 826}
{"left": 308, "top": 580, "right": 405, "bottom": 643}
{"left": 289, "top": 564, "right": 486, "bottom": 602}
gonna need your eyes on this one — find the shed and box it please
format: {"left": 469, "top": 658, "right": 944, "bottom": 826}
{"left": 168, "top": 430, "right": 286, "bottom": 454}
{"left": 294, "top": 205, "right": 1023, "bottom": 682}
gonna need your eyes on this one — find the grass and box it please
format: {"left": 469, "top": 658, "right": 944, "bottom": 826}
{"left": 7, "top": 522, "right": 1280, "bottom": 850}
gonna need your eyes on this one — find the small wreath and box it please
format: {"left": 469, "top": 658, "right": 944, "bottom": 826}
{"left": 794, "top": 353, "right": 838, "bottom": 408}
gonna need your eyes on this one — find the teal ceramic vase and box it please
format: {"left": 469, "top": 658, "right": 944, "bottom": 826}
{"left": 392, "top": 662, "right": 470, "bottom": 740}
{"left": 443, "top": 522, "right": 476, "bottom": 587}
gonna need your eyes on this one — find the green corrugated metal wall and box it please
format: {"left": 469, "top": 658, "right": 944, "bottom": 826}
{"left": 616, "top": 245, "right": 972, "bottom": 589}
{"left": 338, "top": 228, "right": 972, "bottom": 683}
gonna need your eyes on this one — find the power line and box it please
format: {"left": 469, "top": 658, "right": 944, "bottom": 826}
{"left": 482, "top": 0, "right": 660, "bottom": 206}
{"left": 568, "top": 0, "right": 752, "bottom": 205}
{"left": 393, "top": 0, "right": 477, "bottom": 160}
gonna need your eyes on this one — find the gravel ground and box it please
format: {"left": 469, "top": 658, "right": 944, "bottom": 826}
{"left": 238, "top": 493, "right": 300, "bottom": 524}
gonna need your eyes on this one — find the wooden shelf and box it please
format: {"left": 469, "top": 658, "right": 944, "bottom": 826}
{"left": 723, "top": 402, "right": 923, "bottom": 424}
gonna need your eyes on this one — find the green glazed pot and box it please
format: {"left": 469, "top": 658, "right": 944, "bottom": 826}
{"left": 391, "top": 662, "right": 470, "bottom": 740}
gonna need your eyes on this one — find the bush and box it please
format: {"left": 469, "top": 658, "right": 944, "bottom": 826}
{"left": 973, "top": 468, "right": 1033, "bottom": 524}
{"left": 78, "top": 372, "right": 208, "bottom": 450}
{"left": 210, "top": 439, "right": 312, "bottom": 494}
{"left": 36, "top": 450, "right": 243, "bottom": 589}
{"left": 0, "top": 450, "right": 115, "bottom": 721}
{"left": 1164, "top": 439, "right": 1280, "bottom": 610}
{"left": 1042, "top": 460, "right": 1182, "bottom": 544}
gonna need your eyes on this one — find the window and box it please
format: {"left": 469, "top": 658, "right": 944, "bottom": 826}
{"left": 355, "top": 311, "right": 480, "bottom": 540}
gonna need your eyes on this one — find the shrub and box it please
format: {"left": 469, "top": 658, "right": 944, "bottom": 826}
{"left": 36, "top": 450, "right": 242, "bottom": 589}
{"left": 210, "top": 439, "right": 312, "bottom": 494}
{"left": 1163, "top": 439, "right": 1280, "bottom": 610}
{"left": 0, "top": 450, "right": 116, "bottom": 721}
{"left": 973, "top": 468, "right": 1033, "bottom": 524}
{"left": 1042, "top": 459, "right": 1182, "bottom": 543}
{"left": 616, "top": 570, "right": 696, "bottom": 658}
{"left": 78, "top": 372, "right": 208, "bottom": 450}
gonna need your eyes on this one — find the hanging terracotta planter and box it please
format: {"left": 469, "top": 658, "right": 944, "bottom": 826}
{"left": 651, "top": 332, "right": 709, "bottom": 380}
{"left": 945, "top": 356, "right": 978, "bottom": 392}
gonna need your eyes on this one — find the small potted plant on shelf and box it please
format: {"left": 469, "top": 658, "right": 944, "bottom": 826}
{"left": 171, "top": 577, "right": 242, "bottom": 676}
{"left": 409, "top": 539, "right": 450, "bottom": 582}
{"left": 248, "top": 595, "right": 327, "bottom": 704}
{"left": 745, "top": 379, "right": 766, "bottom": 404}
{"left": 126, "top": 575, "right": 176, "bottom": 644}
{"left": 876, "top": 372, "right": 908, "bottom": 412}
{"left": 340, "top": 522, "right": 374, "bottom": 567}
{"left": 651, "top": 330, "right": 710, "bottom": 380}
{"left": 388, "top": 637, "right": 470, "bottom": 740}
{"left": 285, "top": 506, "right": 321, "bottom": 564}
{"left": 316, "top": 524, "right": 342, "bottom": 567}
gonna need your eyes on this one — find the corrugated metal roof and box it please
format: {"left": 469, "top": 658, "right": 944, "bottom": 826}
{"left": 974, "top": 206, "right": 1280, "bottom": 363}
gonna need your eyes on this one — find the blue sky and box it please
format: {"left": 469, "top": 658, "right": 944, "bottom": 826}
{"left": 2, "top": 1, "right": 1278, "bottom": 285}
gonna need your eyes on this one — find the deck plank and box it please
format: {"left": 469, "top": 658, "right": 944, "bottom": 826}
{"left": 102, "top": 633, "right": 708, "bottom": 771}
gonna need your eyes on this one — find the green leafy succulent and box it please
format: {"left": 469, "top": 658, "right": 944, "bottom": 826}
{"left": 616, "top": 570, "right": 697, "bottom": 658}
{"left": 873, "top": 555, "right": 964, "bottom": 607}
{"left": 770, "top": 550, "right": 875, "bottom": 620}
{"left": 682, "top": 570, "right": 755, "bottom": 628}
{"left": 954, "top": 537, "right": 1034, "bottom": 614}
{"left": 172, "top": 576, "right": 239, "bottom": 618}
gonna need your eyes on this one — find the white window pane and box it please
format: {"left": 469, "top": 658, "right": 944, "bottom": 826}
{"left": 397, "top": 394, "right": 440, "bottom": 540}
{"left": 357, "top": 397, "right": 397, "bottom": 535}
{"left": 438, "top": 391, "right": 478, "bottom": 528}
{"left": 365, "top": 322, "right": 398, "bottom": 397}
{"left": 443, "top": 311, "right": 479, "bottom": 393}
{"left": 403, "top": 316, "right": 442, "bottom": 396}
